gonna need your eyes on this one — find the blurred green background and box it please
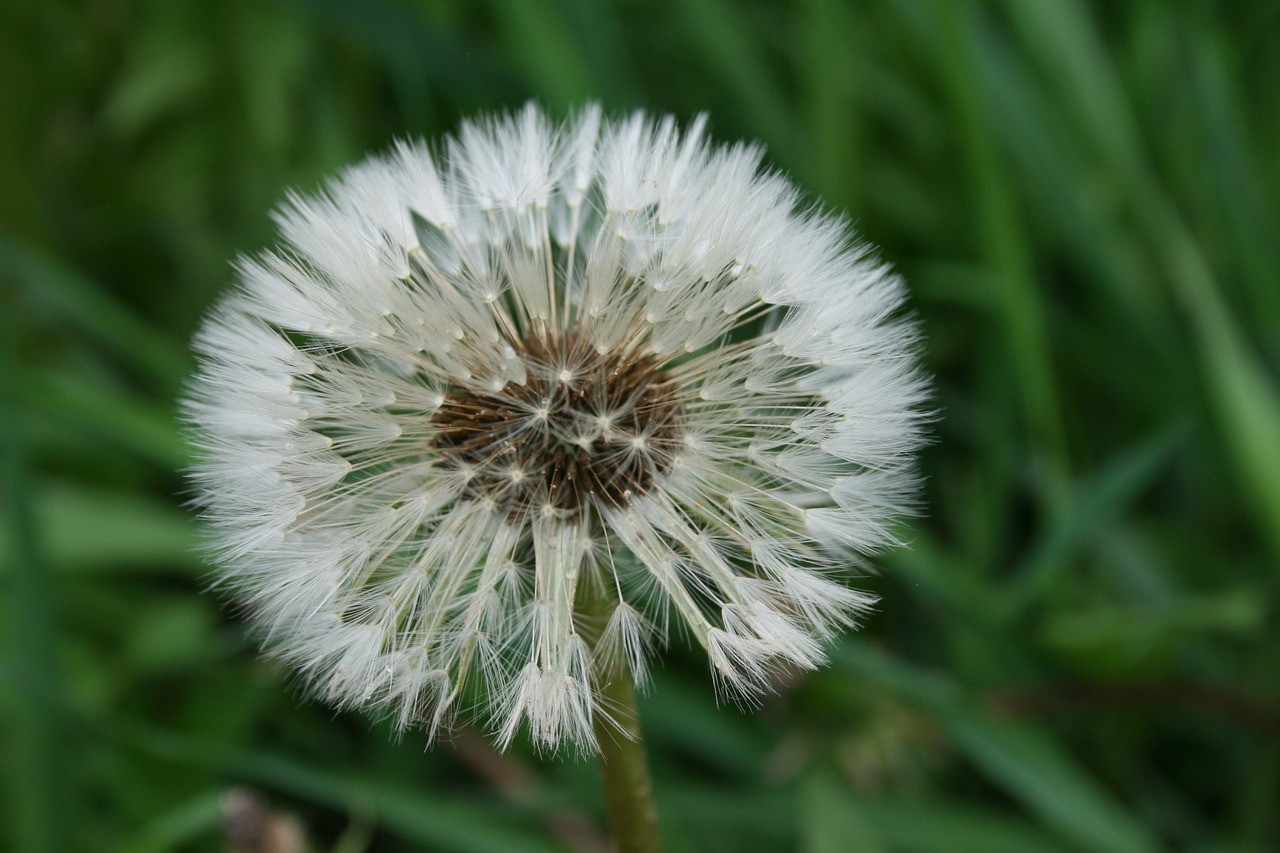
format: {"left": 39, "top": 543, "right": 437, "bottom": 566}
{"left": 3, "top": 0, "right": 1279, "bottom": 851}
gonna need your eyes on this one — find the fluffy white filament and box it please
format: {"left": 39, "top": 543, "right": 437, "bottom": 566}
{"left": 185, "top": 103, "right": 929, "bottom": 753}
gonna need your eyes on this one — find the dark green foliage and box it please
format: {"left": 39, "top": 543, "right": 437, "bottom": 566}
{"left": 2, "top": 1, "right": 1277, "bottom": 850}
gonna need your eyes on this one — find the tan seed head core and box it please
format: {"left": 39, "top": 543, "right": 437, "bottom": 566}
{"left": 430, "top": 332, "right": 683, "bottom": 516}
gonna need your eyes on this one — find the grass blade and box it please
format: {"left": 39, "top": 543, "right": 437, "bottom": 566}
{"left": 0, "top": 232, "right": 189, "bottom": 393}
{"left": 118, "top": 723, "right": 567, "bottom": 853}
{"left": 1002, "top": 422, "right": 1189, "bottom": 613}
{"left": 936, "top": 0, "right": 1071, "bottom": 513}
{"left": 942, "top": 713, "right": 1160, "bottom": 853}
{"left": 1, "top": 313, "right": 62, "bottom": 853}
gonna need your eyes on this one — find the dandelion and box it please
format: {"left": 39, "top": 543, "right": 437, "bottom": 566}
{"left": 184, "top": 104, "right": 928, "bottom": 758}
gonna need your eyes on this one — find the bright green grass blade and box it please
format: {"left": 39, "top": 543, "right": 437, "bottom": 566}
{"left": 1161, "top": 214, "right": 1280, "bottom": 563}
{"left": 1000, "top": 0, "right": 1280, "bottom": 562}
{"left": 562, "top": 0, "right": 644, "bottom": 105}
{"left": 936, "top": 0, "right": 1070, "bottom": 514}
{"left": 675, "top": 0, "right": 796, "bottom": 159}
{"left": 974, "top": 18, "right": 1173, "bottom": 345}
{"left": 999, "top": 0, "right": 1149, "bottom": 190}
{"left": 0, "top": 481, "right": 199, "bottom": 575}
{"left": 1179, "top": 24, "right": 1280, "bottom": 339}
{"left": 228, "top": 0, "right": 311, "bottom": 158}
{"left": 796, "top": 0, "right": 860, "bottom": 210}
{"left": 486, "top": 0, "right": 596, "bottom": 110}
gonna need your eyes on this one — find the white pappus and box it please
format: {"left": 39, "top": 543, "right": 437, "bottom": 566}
{"left": 184, "top": 103, "right": 930, "bottom": 753}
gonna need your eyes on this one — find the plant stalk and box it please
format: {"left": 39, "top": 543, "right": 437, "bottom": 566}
{"left": 593, "top": 664, "right": 661, "bottom": 853}
{"left": 578, "top": 579, "right": 661, "bottom": 853}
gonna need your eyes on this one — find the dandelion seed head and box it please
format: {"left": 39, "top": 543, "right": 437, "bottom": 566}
{"left": 185, "top": 103, "right": 929, "bottom": 752}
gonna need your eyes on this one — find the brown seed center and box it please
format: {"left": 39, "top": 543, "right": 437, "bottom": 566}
{"left": 430, "top": 333, "right": 683, "bottom": 514}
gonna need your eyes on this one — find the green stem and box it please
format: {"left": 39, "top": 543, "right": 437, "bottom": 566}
{"left": 594, "top": 665, "right": 661, "bottom": 853}
{"left": 578, "top": 581, "right": 661, "bottom": 853}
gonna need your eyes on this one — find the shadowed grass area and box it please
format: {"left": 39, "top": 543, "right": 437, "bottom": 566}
{"left": 2, "top": 1, "right": 1278, "bottom": 851}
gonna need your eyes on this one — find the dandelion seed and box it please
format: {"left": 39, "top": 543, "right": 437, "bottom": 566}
{"left": 184, "top": 103, "right": 929, "bottom": 753}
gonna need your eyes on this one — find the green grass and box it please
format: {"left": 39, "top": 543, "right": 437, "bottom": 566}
{"left": 3, "top": 0, "right": 1278, "bottom": 850}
